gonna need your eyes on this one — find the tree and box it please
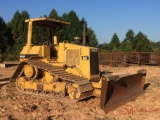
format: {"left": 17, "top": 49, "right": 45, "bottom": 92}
{"left": 121, "top": 29, "right": 135, "bottom": 52}
{"left": 109, "top": 33, "right": 120, "bottom": 52}
{"left": 49, "top": 9, "right": 59, "bottom": 19}
{"left": 125, "top": 29, "right": 135, "bottom": 44}
{"left": 8, "top": 10, "right": 30, "bottom": 44}
{"left": 86, "top": 28, "right": 98, "bottom": 47}
{"left": 134, "top": 32, "right": 152, "bottom": 52}
{"left": 21, "top": 10, "right": 30, "bottom": 43}
{"left": 8, "top": 11, "right": 21, "bottom": 43}
{"left": 32, "top": 25, "right": 50, "bottom": 44}
{"left": 58, "top": 11, "right": 99, "bottom": 45}
{"left": 62, "top": 10, "right": 82, "bottom": 42}
{"left": 120, "top": 40, "right": 132, "bottom": 52}
{"left": 5, "top": 10, "right": 30, "bottom": 59}
{"left": 0, "top": 16, "right": 13, "bottom": 53}
{"left": 98, "top": 42, "right": 110, "bottom": 52}
{"left": 56, "top": 13, "right": 69, "bottom": 41}
{"left": 151, "top": 41, "right": 160, "bottom": 51}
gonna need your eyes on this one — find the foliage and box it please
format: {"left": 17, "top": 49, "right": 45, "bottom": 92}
{"left": 120, "top": 40, "right": 132, "bottom": 52}
{"left": 100, "top": 30, "right": 155, "bottom": 53}
{"left": 86, "top": 28, "right": 98, "bottom": 47}
{"left": 0, "top": 16, "right": 13, "bottom": 54}
{"left": 134, "top": 32, "right": 152, "bottom": 52}
{"left": 61, "top": 10, "right": 82, "bottom": 42}
{"left": 3, "top": 43, "right": 23, "bottom": 60}
{"left": 8, "top": 10, "right": 29, "bottom": 44}
{"left": 109, "top": 33, "right": 120, "bottom": 52}
{"left": 120, "top": 29, "right": 135, "bottom": 52}
{"left": 32, "top": 26, "right": 50, "bottom": 44}
{"left": 98, "top": 42, "right": 110, "bottom": 52}
{"left": 4, "top": 10, "right": 30, "bottom": 60}
{"left": 151, "top": 41, "right": 160, "bottom": 52}
{"left": 125, "top": 29, "right": 135, "bottom": 44}
{"left": 49, "top": 9, "right": 59, "bottom": 19}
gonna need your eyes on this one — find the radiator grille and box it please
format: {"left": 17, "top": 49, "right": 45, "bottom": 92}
{"left": 90, "top": 51, "right": 99, "bottom": 75}
{"left": 66, "top": 49, "right": 80, "bottom": 66}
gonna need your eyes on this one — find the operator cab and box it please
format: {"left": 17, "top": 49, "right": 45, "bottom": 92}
{"left": 20, "top": 18, "right": 70, "bottom": 61}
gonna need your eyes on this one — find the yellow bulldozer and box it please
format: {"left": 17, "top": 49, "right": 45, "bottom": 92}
{"left": 10, "top": 18, "right": 146, "bottom": 113}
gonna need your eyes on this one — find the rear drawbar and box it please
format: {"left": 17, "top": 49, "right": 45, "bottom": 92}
{"left": 100, "top": 69, "right": 146, "bottom": 113}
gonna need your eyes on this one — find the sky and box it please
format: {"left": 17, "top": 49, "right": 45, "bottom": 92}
{"left": 0, "top": 0, "right": 160, "bottom": 44}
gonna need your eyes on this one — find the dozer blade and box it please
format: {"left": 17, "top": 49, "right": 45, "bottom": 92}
{"left": 100, "top": 69, "right": 146, "bottom": 113}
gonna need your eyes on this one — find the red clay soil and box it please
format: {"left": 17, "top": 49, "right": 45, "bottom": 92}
{"left": 0, "top": 65, "right": 160, "bottom": 120}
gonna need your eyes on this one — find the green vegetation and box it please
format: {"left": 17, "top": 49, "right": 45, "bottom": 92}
{"left": 99, "top": 29, "right": 159, "bottom": 52}
{"left": 109, "top": 33, "right": 120, "bottom": 52}
{"left": 0, "top": 9, "right": 160, "bottom": 60}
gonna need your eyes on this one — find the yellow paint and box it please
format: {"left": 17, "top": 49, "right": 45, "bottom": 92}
{"left": 24, "top": 81, "right": 37, "bottom": 90}
{"left": 42, "top": 71, "right": 53, "bottom": 83}
{"left": 18, "top": 17, "right": 103, "bottom": 99}
{"left": 23, "top": 65, "right": 34, "bottom": 78}
{"left": 91, "top": 82, "right": 102, "bottom": 89}
{"left": 65, "top": 67, "right": 83, "bottom": 77}
{"left": 20, "top": 17, "right": 100, "bottom": 81}
{"left": 18, "top": 78, "right": 37, "bottom": 91}
{"left": 93, "top": 89, "right": 101, "bottom": 97}
{"left": 43, "top": 82, "right": 66, "bottom": 93}
{"left": 26, "top": 21, "right": 33, "bottom": 48}
{"left": 67, "top": 84, "right": 79, "bottom": 100}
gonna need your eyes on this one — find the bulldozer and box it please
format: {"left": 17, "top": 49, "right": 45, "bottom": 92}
{"left": 10, "top": 17, "right": 146, "bottom": 113}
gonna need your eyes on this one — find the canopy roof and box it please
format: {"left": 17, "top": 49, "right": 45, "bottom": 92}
{"left": 25, "top": 17, "right": 70, "bottom": 27}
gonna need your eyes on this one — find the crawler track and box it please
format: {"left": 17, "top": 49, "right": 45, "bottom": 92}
{"left": 10, "top": 60, "right": 93, "bottom": 101}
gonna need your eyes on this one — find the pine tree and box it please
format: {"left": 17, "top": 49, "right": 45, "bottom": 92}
{"left": 62, "top": 10, "right": 81, "bottom": 42}
{"left": 121, "top": 29, "right": 135, "bottom": 52}
{"left": 49, "top": 9, "right": 59, "bottom": 19}
{"left": 0, "top": 16, "right": 13, "bottom": 53}
{"left": 5, "top": 10, "right": 30, "bottom": 59}
{"left": 8, "top": 10, "right": 30, "bottom": 44}
{"left": 86, "top": 28, "right": 98, "bottom": 47}
{"left": 134, "top": 32, "right": 152, "bottom": 52}
{"left": 109, "top": 33, "right": 120, "bottom": 52}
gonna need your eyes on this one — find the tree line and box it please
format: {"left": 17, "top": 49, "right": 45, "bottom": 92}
{"left": 98, "top": 29, "right": 160, "bottom": 52}
{"left": 0, "top": 9, "right": 160, "bottom": 60}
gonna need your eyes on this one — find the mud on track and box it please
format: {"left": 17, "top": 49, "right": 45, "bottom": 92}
{"left": 0, "top": 65, "right": 160, "bottom": 120}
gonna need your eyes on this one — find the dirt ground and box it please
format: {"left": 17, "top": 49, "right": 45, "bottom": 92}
{"left": 0, "top": 64, "right": 160, "bottom": 120}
